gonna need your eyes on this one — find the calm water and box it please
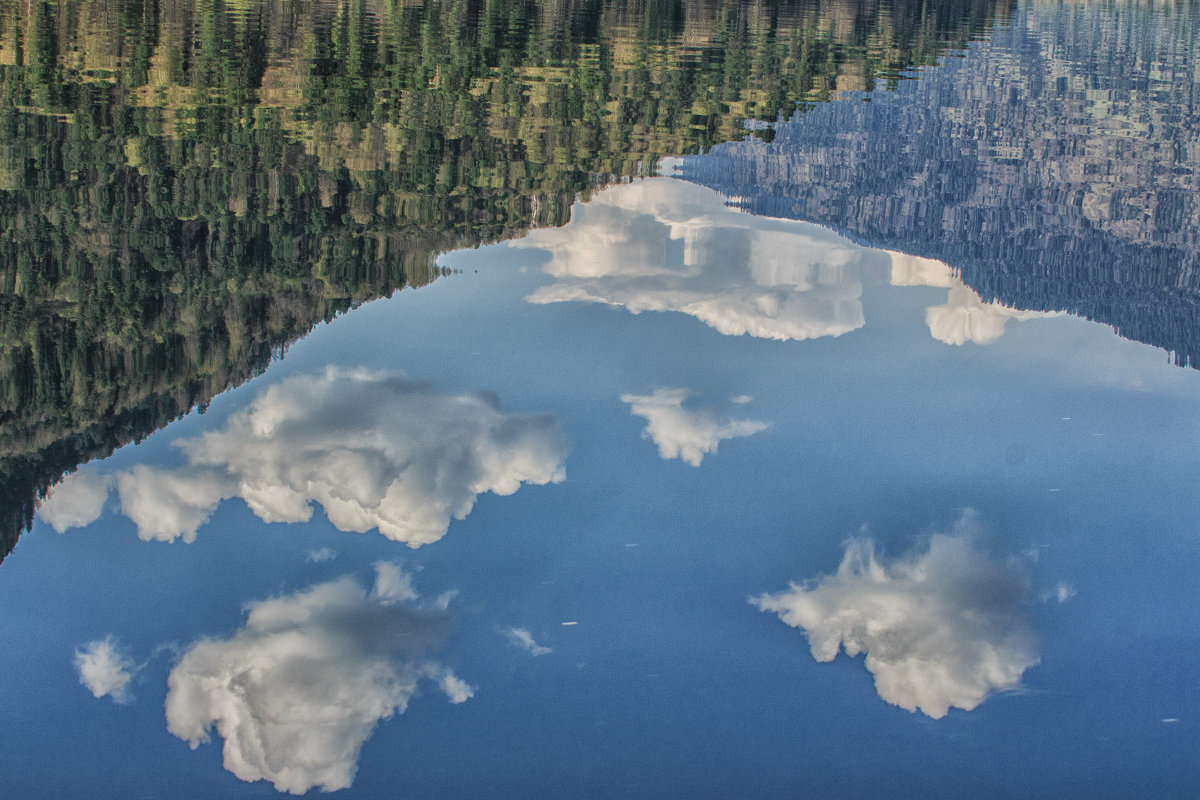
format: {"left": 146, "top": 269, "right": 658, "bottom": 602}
{"left": 1, "top": 1, "right": 1198, "bottom": 798}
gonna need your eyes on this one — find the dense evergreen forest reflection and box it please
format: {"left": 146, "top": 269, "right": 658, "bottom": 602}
{"left": 0, "top": 0, "right": 1012, "bottom": 560}
{"left": 674, "top": 1, "right": 1200, "bottom": 368}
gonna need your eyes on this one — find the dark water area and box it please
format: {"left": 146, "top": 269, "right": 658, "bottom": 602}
{"left": 0, "top": 2, "right": 1198, "bottom": 798}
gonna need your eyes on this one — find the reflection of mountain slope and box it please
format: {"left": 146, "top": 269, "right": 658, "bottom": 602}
{"left": 673, "top": 2, "right": 1200, "bottom": 367}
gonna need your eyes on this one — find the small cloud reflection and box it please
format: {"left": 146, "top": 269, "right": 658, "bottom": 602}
{"left": 504, "top": 627, "right": 553, "bottom": 656}
{"left": 621, "top": 388, "right": 769, "bottom": 466}
{"left": 38, "top": 367, "right": 569, "bottom": 547}
{"left": 752, "top": 510, "right": 1039, "bottom": 718}
{"left": 306, "top": 547, "right": 338, "bottom": 563}
{"left": 1041, "top": 581, "right": 1076, "bottom": 604}
{"left": 74, "top": 636, "right": 140, "bottom": 704}
{"left": 166, "top": 563, "right": 472, "bottom": 794}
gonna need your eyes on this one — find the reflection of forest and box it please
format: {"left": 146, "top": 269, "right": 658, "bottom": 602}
{"left": 674, "top": 2, "right": 1200, "bottom": 369}
{"left": 0, "top": 0, "right": 1009, "bottom": 561}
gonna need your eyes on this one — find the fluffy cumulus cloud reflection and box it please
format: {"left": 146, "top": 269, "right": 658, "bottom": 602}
{"left": 516, "top": 179, "right": 881, "bottom": 341}
{"left": 622, "top": 388, "right": 768, "bottom": 466}
{"left": 37, "top": 469, "right": 112, "bottom": 533}
{"left": 166, "top": 564, "right": 472, "bottom": 794}
{"left": 41, "top": 368, "right": 567, "bottom": 546}
{"left": 753, "top": 512, "right": 1039, "bottom": 718}
{"left": 74, "top": 636, "right": 139, "bottom": 704}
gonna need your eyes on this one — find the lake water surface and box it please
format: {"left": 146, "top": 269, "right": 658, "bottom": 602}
{"left": 0, "top": 1, "right": 1198, "bottom": 797}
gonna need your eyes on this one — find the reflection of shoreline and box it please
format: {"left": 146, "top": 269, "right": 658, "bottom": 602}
{"left": 0, "top": 0, "right": 1015, "bottom": 562}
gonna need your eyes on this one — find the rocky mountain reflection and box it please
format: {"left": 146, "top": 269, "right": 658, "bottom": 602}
{"left": 672, "top": 0, "right": 1200, "bottom": 367}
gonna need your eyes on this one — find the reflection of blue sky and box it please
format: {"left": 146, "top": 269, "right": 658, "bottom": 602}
{"left": 3, "top": 176, "right": 1200, "bottom": 797}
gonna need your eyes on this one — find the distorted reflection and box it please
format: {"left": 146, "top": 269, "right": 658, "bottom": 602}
{"left": 672, "top": 0, "right": 1200, "bottom": 366}
{"left": 37, "top": 368, "right": 568, "bottom": 546}
{"left": 166, "top": 563, "right": 471, "bottom": 794}
{"left": 753, "top": 511, "right": 1039, "bottom": 719}
{"left": 621, "top": 388, "right": 769, "bottom": 467}
{"left": 519, "top": 179, "right": 1055, "bottom": 345}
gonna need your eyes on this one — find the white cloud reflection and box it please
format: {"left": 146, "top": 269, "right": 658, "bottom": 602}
{"left": 40, "top": 368, "right": 568, "bottom": 546}
{"left": 306, "top": 547, "right": 338, "bottom": 563}
{"left": 505, "top": 627, "right": 552, "bottom": 656}
{"left": 37, "top": 469, "right": 112, "bottom": 533}
{"left": 166, "top": 563, "right": 472, "bottom": 795}
{"left": 752, "top": 511, "right": 1039, "bottom": 718}
{"left": 74, "top": 636, "right": 139, "bottom": 704}
{"left": 622, "top": 388, "right": 769, "bottom": 467}
{"left": 516, "top": 179, "right": 879, "bottom": 341}
{"left": 926, "top": 285, "right": 1059, "bottom": 345}
{"left": 888, "top": 251, "right": 1060, "bottom": 345}
{"left": 511, "top": 180, "right": 1052, "bottom": 346}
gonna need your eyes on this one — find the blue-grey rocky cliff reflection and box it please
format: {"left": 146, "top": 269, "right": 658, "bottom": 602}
{"left": 672, "top": 1, "right": 1200, "bottom": 366}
